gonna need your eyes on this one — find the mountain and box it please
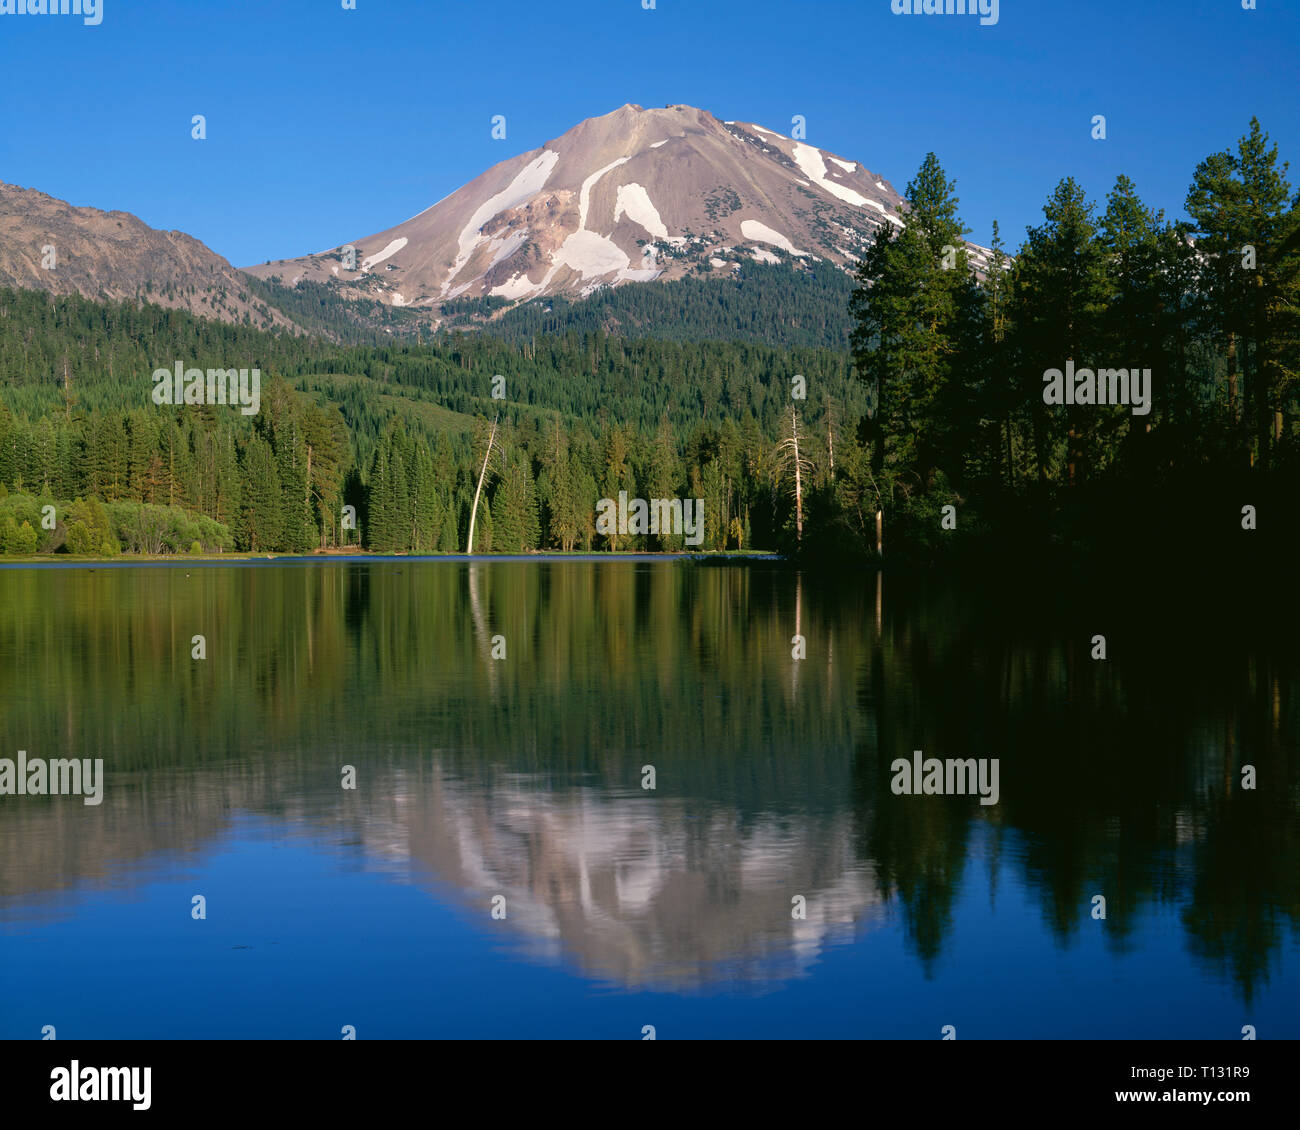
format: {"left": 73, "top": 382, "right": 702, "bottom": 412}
{"left": 0, "top": 181, "right": 298, "bottom": 332}
{"left": 3, "top": 105, "right": 997, "bottom": 348}
{"left": 245, "top": 103, "right": 996, "bottom": 318}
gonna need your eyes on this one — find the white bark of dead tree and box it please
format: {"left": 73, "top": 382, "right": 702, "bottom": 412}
{"left": 466, "top": 413, "right": 499, "bottom": 554}
{"left": 775, "top": 406, "right": 811, "bottom": 544}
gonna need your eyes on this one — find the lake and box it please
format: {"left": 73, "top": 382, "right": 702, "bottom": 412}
{"left": 1, "top": 560, "right": 1296, "bottom": 1039}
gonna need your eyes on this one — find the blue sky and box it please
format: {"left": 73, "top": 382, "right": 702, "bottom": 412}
{"left": 3, "top": 0, "right": 1297, "bottom": 267}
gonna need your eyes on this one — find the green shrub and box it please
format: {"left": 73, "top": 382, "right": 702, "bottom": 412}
{"left": 65, "top": 498, "right": 117, "bottom": 556}
{"left": 12, "top": 520, "right": 38, "bottom": 555}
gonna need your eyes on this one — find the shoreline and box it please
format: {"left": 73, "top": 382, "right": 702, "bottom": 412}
{"left": 0, "top": 551, "right": 784, "bottom": 569}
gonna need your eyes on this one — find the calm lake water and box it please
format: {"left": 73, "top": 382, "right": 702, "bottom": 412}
{"left": 1, "top": 560, "right": 1296, "bottom": 1039}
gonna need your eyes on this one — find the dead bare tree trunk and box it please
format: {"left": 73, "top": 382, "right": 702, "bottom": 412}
{"left": 793, "top": 411, "right": 803, "bottom": 541}
{"left": 466, "top": 414, "right": 499, "bottom": 554}
{"left": 826, "top": 401, "right": 835, "bottom": 482}
{"left": 775, "top": 407, "right": 813, "bottom": 547}
{"left": 790, "top": 407, "right": 804, "bottom": 541}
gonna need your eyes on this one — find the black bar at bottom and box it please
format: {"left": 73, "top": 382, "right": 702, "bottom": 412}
{"left": 0, "top": 1038, "right": 1288, "bottom": 1117}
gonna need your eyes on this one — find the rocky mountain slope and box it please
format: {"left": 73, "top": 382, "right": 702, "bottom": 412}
{"left": 245, "top": 103, "right": 995, "bottom": 315}
{"left": 0, "top": 182, "right": 297, "bottom": 332}
{"left": 3, "top": 105, "right": 996, "bottom": 344}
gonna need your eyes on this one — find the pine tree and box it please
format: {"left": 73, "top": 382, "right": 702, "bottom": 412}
{"left": 850, "top": 153, "right": 971, "bottom": 491}
{"left": 239, "top": 432, "right": 283, "bottom": 552}
{"left": 491, "top": 448, "right": 540, "bottom": 552}
{"left": 388, "top": 439, "right": 410, "bottom": 551}
{"left": 1099, "top": 175, "right": 1166, "bottom": 466}
{"left": 1010, "top": 177, "right": 1109, "bottom": 485}
{"left": 647, "top": 417, "right": 683, "bottom": 550}
{"left": 438, "top": 496, "right": 460, "bottom": 553}
{"left": 601, "top": 425, "right": 633, "bottom": 549}
{"left": 411, "top": 445, "right": 441, "bottom": 552}
{"left": 1188, "top": 119, "right": 1297, "bottom": 468}
{"left": 367, "top": 440, "right": 394, "bottom": 552}
{"left": 982, "top": 220, "right": 1018, "bottom": 488}
{"left": 301, "top": 404, "right": 347, "bottom": 548}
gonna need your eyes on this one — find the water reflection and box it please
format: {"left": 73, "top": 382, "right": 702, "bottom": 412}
{"left": 0, "top": 561, "right": 1295, "bottom": 1007}
{"left": 0, "top": 761, "right": 883, "bottom": 990}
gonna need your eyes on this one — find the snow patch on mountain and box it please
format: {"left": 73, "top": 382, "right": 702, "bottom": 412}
{"left": 472, "top": 154, "right": 649, "bottom": 302}
{"left": 361, "top": 237, "right": 408, "bottom": 271}
{"left": 829, "top": 157, "right": 857, "bottom": 173}
{"left": 614, "top": 183, "right": 668, "bottom": 239}
{"left": 620, "top": 265, "right": 661, "bottom": 283}
{"left": 579, "top": 156, "right": 631, "bottom": 228}
{"left": 792, "top": 144, "right": 871, "bottom": 208}
{"left": 487, "top": 230, "right": 530, "bottom": 268}
{"left": 444, "top": 149, "right": 559, "bottom": 293}
{"left": 741, "top": 219, "right": 808, "bottom": 257}
{"left": 536, "top": 159, "right": 664, "bottom": 291}
{"left": 553, "top": 229, "right": 629, "bottom": 278}
{"left": 491, "top": 273, "right": 541, "bottom": 300}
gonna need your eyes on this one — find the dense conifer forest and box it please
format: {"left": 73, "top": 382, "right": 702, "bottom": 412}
{"left": 252, "top": 259, "right": 857, "bottom": 350}
{"left": 0, "top": 286, "right": 860, "bottom": 556}
{"left": 435, "top": 259, "right": 858, "bottom": 349}
{"left": 1, "top": 118, "right": 1295, "bottom": 565}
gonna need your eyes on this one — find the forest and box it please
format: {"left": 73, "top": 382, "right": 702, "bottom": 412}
{"left": 848, "top": 116, "right": 1299, "bottom": 570}
{"left": 0, "top": 117, "right": 1295, "bottom": 566}
{"left": 0, "top": 289, "right": 861, "bottom": 556}
{"left": 434, "top": 258, "right": 858, "bottom": 349}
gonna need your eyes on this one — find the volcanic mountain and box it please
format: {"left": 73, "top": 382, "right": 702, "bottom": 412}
{"left": 245, "top": 103, "right": 996, "bottom": 313}
{"left": 0, "top": 181, "right": 296, "bottom": 331}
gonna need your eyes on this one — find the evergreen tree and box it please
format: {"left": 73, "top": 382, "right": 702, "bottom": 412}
{"left": 491, "top": 448, "right": 540, "bottom": 552}
{"left": 1099, "top": 175, "right": 1166, "bottom": 467}
{"left": 850, "top": 153, "right": 971, "bottom": 491}
{"left": 239, "top": 432, "right": 283, "bottom": 552}
{"left": 1187, "top": 118, "right": 1297, "bottom": 469}
{"left": 1009, "top": 177, "right": 1110, "bottom": 485}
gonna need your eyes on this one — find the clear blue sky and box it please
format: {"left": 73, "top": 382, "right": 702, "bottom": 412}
{"left": 3, "top": 0, "right": 1297, "bottom": 267}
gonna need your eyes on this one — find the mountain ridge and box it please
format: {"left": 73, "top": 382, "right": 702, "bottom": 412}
{"left": 0, "top": 181, "right": 298, "bottom": 333}
{"left": 245, "top": 103, "right": 995, "bottom": 316}
{"left": 3, "top": 104, "right": 996, "bottom": 347}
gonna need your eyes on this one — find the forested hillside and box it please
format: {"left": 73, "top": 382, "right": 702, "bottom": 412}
{"left": 247, "top": 260, "right": 856, "bottom": 350}
{"left": 0, "top": 285, "right": 862, "bottom": 556}
{"left": 2, "top": 117, "right": 1296, "bottom": 566}
{"left": 242, "top": 275, "right": 428, "bottom": 345}
{"left": 437, "top": 260, "right": 857, "bottom": 349}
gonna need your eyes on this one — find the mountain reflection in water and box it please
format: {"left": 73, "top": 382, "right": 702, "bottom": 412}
{"left": 0, "top": 561, "right": 1296, "bottom": 1035}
